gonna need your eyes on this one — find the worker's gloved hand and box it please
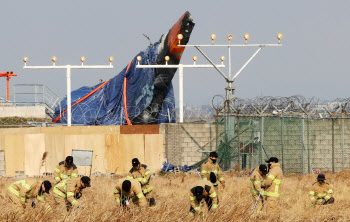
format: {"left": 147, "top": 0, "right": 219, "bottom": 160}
{"left": 22, "top": 204, "right": 26, "bottom": 209}
{"left": 31, "top": 201, "right": 36, "bottom": 208}
{"left": 322, "top": 199, "right": 326, "bottom": 204}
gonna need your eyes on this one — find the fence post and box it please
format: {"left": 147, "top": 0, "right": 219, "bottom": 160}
{"left": 237, "top": 116, "right": 240, "bottom": 167}
{"left": 307, "top": 117, "right": 311, "bottom": 173}
{"left": 302, "top": 115, "right": 305, "bottom": 175}
{"left": 332, "top": 118, "right": 335, "bottom": 173}
{"left": 259, "top": 116, "right": 264, "bottom": 165}
{"left": 281, "top": 115, "right": 284, "bottom": 172}
{"left": 341, "top": 114, "right": 345, "bottom": 170}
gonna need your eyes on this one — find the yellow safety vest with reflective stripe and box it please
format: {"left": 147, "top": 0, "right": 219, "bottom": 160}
{"left": 128, "top": 165, "right": 153, "bottom": 195}
{"left": 8, "top": 179, "right": 51, "bottom": 211}
{"left": 54, "top": 161, "right": 78, "bottom": 183}
{"left": 200, "top": 159, "right": 225, "bottom": 186}
{"left": 309, "top": 182, "right": 333, "bottom": 203}
{"left": 8, "top": 180, "right": 31, "bottom": 203}
{"left": 263, "top": 163, "right": 283, "bottom": 197}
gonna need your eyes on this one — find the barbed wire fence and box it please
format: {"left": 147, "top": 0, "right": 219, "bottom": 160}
{"left": 209, "top": 95, "right": 350, "bottom": 174}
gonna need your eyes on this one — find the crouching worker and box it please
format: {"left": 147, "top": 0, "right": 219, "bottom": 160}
{"left": 309, "top": 174, "right": 334, "bottom": 206}
{"left": 250, "top": 164, "right": 268, "bottom": 214}
{"left": 127, "top": 158, "right": 156, "bottom": 209}
{"left": 189, "top": 180, "right": 218, "bottom": 217}
{"left": 53, "top": 176, "right": 91, "bottom": 216}
{"left": 114, "top": 178, "right": 147, "bottom": 210}
{"left": 7, "top": 179, "right": 52, "bottom": 219}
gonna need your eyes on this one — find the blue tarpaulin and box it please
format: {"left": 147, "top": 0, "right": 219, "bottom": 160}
{"left": 53, "top": 41, "right": 176, "bottom": 125}
{"left": 161, "top": 163, "right": 194, "bottom": 172}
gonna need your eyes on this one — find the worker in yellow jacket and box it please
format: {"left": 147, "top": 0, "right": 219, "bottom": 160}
{"left": 114, "top": 178, "right": 147, "bottom": 210}
{"left": 53, "top": 176, "right": 91, "bottom": 216}
{"left": 309, "top": 174, "right": 334, "bottom": 206}
{"left": 127, "top": 158, "right": 156, "bottom": 208}
{"left": 54, "top": 156, "right": 78, "bottom": 183}
{"left": 250, "top": 164, "right": 268, "bottom": 214}
{"left": 7, "top": 179, "right": 52, "bottom": 218}
{"left": 200, "top": 151, "right": 225, "bottom": 195}
{"left": 264, "top": 157, "right": 283, "bottom": 214}
{"left": 189, "top": 180, "right": 218, "bottom": 217}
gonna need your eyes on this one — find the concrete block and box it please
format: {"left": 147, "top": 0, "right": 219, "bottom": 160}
{"left": 183, "top": 137, "right": 192, "bottom": 143}
{"left": 182, "top": 152, "right": 188, "bottom": 157}
{"left": 192, "top": 156, "right": 202, "bottom": 162}
{"left": 184, "top": 157, "right": 191, "bottom": 162}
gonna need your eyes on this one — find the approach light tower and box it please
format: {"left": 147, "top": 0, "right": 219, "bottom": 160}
{"left": 178, "top": 32, "right": 284, "bottom": 114}
{"left": 22, "top": 56, "right": 114, "bottom": 126}
{"left": 0, "top": 71, "right": 18, "bottom": 101}
{"left": 137, "top": 32, "right": 283, "bottom": 122}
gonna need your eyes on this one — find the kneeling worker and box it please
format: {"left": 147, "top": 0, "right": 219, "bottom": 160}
{"left": 54, "top": 156, "right": 78, "bottom": 184}
{"left": 309, "top": 173, "right": 334, "bottom": 205}
{"left": 7, "top": 179, "right": 52, "bottom": 218}
{"left": 250, "top": 164, "right": 268, "bottom": 214}
{"left": 114, "top": 178, "right": 147, "bottom": 209}
{"left": 189, "top": 180, "right": 218, "bottom": 217}
{"left": 127, "top": 158, "right": 156, "bottom": 208}
{"left": 53, "top": 176, "right": 91, "bottom": 215}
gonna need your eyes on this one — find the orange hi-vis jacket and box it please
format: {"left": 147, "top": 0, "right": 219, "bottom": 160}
{"left": 114, "top": 178, "right": 147, "bottom": 208}
{"left": 250, "top": 167, "right": 266, "bottom": 195}
{"left": 54, "top": 161, "right": 78, "bottom": 183}
{"left": 53, "top": 179, "right": 83, "bottom": 207}
{"left": 189, "top": 180, "right": 218, "bottom": 213}
{"left": 127, "top": 164, "right": 153, "bottom": 195}
{"left": 309, "top": 182, "right": 333, "bottom": 204}
{"left": 200, "top": 159, "right": 225, "bottom": 186}
{"left": 264, "top": 163, "right": 283, "bottom": 198}
{"left": 8, "top": 179, "right": 51, "bottom": 212}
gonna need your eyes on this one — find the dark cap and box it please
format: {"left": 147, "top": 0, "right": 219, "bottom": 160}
{"left": 43, "top": 181, "right": 52, "bottom": 194}
{"left": 132, "top": 158, "right": 140, "bottom": 167}
{"left": 259, "top": 164, "right": 268, "bottom": 175}
{"left": 265, "top": 157, "right": 278, "bottom": 163}
{"left": 317, "top": 173, "right": 326, "bottom": 181}
{"left": 209, "top": 151, "right": 218, "bottom": 158}
{"left": 81, "top": 176, "right": 91, "bottom": 187}
{"left": 194, "top": 186, "right": 204, "bottom": 201}
{"left": 65, "top": 156, "right": 74, "bottom": 166}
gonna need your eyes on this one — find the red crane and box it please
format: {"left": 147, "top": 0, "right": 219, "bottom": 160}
{"left": 0, "top": 71, "right": 18, "bottom": 101}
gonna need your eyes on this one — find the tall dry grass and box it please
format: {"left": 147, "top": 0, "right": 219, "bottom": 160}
{"left": 1, "top": 170, "right": 350, "bottom": 221}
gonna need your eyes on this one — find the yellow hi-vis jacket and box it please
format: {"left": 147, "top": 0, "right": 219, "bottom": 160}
{"left": 54, "top": 161, "right": 78, "bottom": 183}
{"left": 309, "top": 182, "right": 333, "bottom": 204}
{"left": 250, "top": 167, "right": 266, "bottom": 195}
{"left": 200, "top": 159, "right": 225, "bottom": 187}
{"left": 264, "top": 163, "right": 283, "bottom": 197}
{"left": 189, "top": 180, "right": 218, "bottom": 213}
{"left": 53, "top": 179, "right": 83, "bottom": 207}
{"left": 127, "top": 164, "right": 153, "bottom": 195}
{"left": 8, "top": 179, "right": 51, "bottom": 212}
{"left": 114, "top": 178, "right": 147, "bottom": 208}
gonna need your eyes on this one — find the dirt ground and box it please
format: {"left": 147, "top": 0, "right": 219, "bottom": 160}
{"left": 0, "top": 170, "right": 350, "bottom": 222}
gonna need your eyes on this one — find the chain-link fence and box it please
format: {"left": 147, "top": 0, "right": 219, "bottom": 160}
{"left": 215, "top": 115, "right": 350, "bottom": 174}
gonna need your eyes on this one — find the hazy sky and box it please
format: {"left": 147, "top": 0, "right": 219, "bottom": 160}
{"left": 0, "top": 1, "right": 349, "bottom": 107}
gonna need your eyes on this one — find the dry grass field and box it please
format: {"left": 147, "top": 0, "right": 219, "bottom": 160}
{"left": 0, "top": 170, "right": 350, "bottom": 222}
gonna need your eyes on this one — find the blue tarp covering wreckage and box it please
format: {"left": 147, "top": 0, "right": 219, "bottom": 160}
{"left": 53, "top": 11, "right": 195, "bottom": 125}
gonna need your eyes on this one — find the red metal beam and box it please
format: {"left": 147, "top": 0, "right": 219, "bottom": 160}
{"left": 0, "top": 71, "right": 18, "bottom": 100}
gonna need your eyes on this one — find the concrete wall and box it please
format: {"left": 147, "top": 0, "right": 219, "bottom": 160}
{"left": 0, "top": 106, "right": 47, "bottom": 118}
{"left": 160, "top": 123, "right": 216, "bottom": 166}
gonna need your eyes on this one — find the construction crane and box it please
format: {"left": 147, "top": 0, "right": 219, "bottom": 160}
{"left": 0, "top": 71, "right": 18, "bottom": 101}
